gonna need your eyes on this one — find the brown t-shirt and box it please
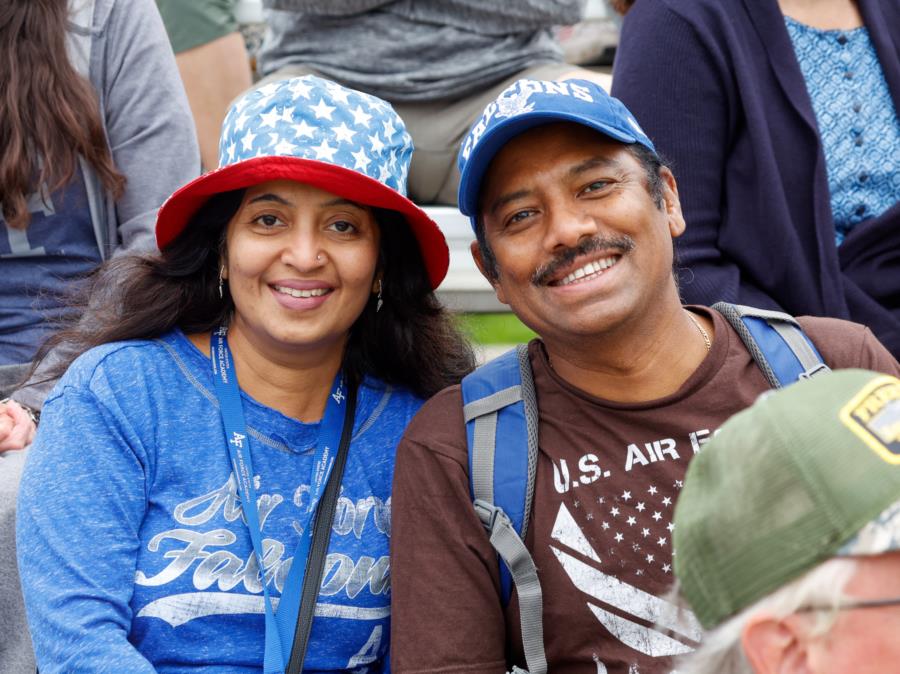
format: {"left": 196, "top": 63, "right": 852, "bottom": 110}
{"left": 390, "top": 308, "right": 900, "bottom": 674}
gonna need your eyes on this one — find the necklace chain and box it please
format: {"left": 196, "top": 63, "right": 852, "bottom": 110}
{"left": 686, "top": 311, "right": 711, "bottom": 352}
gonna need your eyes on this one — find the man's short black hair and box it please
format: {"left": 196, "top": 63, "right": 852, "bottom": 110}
{"left": 474, "top": 143, "right": 669, "bottom": 281}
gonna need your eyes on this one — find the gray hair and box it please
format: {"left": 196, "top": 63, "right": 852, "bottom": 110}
{"left": 670, "top": 556, "right": 858, "bottom": 674}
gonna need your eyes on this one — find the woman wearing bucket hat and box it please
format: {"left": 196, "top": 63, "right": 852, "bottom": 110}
{"left": 16, "top": 76, "right": 474, "bottom": 673}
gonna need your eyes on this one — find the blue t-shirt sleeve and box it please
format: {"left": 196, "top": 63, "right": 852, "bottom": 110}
{"left": 17, "top": 386, "right": 156, "bottom": 674}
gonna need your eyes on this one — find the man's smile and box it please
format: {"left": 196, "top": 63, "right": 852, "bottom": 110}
{"left": 531, "top": 234, "right": 635, "bottom": 286}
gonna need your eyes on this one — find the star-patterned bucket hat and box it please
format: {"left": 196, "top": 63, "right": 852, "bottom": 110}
{"left": 155, "top": 76, "right": 448, "bottom": 289}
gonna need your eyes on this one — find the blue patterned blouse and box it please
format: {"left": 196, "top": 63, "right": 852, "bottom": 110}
{"left": 785, "top": 17, "right": 900, "bottom": 246}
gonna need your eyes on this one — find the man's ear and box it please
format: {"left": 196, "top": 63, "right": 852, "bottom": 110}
{"left": 660, "top": 167, "right": 686, "bottom": 239}
{"left": 470, "top": 240, "right": 508, "bottom": 306}
{"left": 741, "top": 614, "right": 814, "bottom": 674}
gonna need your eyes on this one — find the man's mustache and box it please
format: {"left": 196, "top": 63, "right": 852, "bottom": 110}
{"left": 531, "top": 235, "right": 635, "bottom": 286}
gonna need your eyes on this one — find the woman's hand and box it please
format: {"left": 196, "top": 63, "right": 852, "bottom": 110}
{"left": 0, "top": 400, "right": 36, "bottom": 451}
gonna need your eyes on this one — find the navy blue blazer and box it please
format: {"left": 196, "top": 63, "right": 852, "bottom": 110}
{"left": 613, "top": 0, "right": 900, "bottom": 357}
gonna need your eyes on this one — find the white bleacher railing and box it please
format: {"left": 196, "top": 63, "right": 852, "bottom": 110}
{"left": 425, "top": 207, "right": 504, "bottom": 313}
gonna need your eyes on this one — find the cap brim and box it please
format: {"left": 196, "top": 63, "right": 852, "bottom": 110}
{"left": 457, "top": 110, "right": 639, "bottom": 217}
{"left": 156, "top": 156, "right": 449, "bottom": 290}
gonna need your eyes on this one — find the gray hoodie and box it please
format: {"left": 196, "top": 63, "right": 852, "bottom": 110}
{"left": 9, "top": 0, "right": 200, "bottom": 410}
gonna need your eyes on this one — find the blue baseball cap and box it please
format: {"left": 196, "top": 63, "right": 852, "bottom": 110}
{"left": 457, "top": 78, "right": 657, "bottom": 224}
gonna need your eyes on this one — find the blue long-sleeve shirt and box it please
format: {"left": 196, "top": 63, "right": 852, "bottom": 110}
{"left": 17, "top": 329, "right": 422, "bottom": 673}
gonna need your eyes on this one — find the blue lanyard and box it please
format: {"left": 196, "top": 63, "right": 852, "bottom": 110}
{"left": 210, "top": 326, "right": 351, "bottom": 673}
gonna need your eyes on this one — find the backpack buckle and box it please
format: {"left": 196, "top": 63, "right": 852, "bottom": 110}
{"left": 473, "top": 499, "right": 500, "bottom": 530}
{"left": 474, "top": 499, "right": 514, "bottom": 535}
{"left": 799, "top": 363, "right": 830, "bottom": 380}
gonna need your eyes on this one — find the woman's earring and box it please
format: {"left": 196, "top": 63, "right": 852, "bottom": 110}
{"left": 376, "top": 279, "right": 383, "bottom": 313}
{"left": 218, "top": 265, "right": 225, "bottom": 300}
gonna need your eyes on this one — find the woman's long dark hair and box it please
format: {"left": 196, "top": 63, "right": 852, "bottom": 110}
{"left": 31, "top": 191, "right": 475, "bottom": 398}
{"left": 0, "top": 0, "right": 125, "bottom": 230}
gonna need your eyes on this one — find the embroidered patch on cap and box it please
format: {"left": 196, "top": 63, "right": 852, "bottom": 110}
{"left": 840, "top": 376, "right": 900, "bottom": 463}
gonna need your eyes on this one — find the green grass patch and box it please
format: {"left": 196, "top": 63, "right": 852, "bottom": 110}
{"left": 458, "top": 312, "right": 537, "bottom": 345}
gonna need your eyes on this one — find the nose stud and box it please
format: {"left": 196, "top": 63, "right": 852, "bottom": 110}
{"left": 316, "top": 254, "right": 323, "bottom": 262}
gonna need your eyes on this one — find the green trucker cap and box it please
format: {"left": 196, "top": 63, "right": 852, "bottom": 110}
{"left": 674, "top": 369, "right": 900, "bottom": 629}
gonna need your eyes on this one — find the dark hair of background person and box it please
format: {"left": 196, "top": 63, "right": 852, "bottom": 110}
{"left": 610, "top": 0, "right": 636, "bottom": 15}
{"left": 474, "top": 143, "right": 667, "bottom": 281}
{"left": 30, "top": 190, "right": 476, "bottom": 398}
{"left": 0, "top": 0, "right": 125, "bottom": 230}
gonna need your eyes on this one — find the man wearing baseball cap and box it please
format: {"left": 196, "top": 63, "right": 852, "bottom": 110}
{"left": 673, "top": 369, "right": 900, "bottom": 674}
{"left": 390, "top": 78, "right": 900, "bottom": 673}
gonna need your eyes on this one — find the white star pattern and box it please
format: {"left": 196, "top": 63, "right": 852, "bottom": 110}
{"left": 311, "top": 98, "right": 335, "bottom": 120}
{"left": 312, "top": 139, "right": 337, "bottom": 161}
{"left": 233, "top": 110, "right": 251, "bottom": 132}
{"left": 241, "top": 129, "right": 257, "bottom": 152}
{"left": 324, "top": 81, "right": 351, "bottom": 104}
{"left": 646, "top": 554, "right": 655, "bottom": 563}
{"left": 293, "top": 119, "right": 316, "bottom": 139}
{"left": 602, "top": 521, "right": 610, "bottom": 530}
{"left": 217, "top": 76, "right": 414, "bottom": 199}
{"left": 642, "top": 528, "right": 651, "bottom": 537}
{"left": 255, "top": 82, "right": 281, "bottom": 98}
{"left": 622, "top": 491, "right": 632, "bottom": 501}
{"left": 573, "top": 500, "right": 580, "bottom": 509}
{"left": 667, "top": 522, "right": 675, "bottom": 532}
{"left": 333, "top": 122, "right": 356, "bottom": 144}
{"left": 663, "top": 564, "right": 671, "bottom": 573}
{"left": 382, "top": 117, "right": 397, "bottom": 139}
{"left": 289, "top": 79, "right": 313, "bottom": 99}
{"left": 351, "top": 147, "right": 371, "bottom": 171}
{"left": 662, "top": 496, "right": 672, "bottom": 507}
{"left": 610, "top": 507, "right": 620, "bottom": 517}
{"left": 369, "top": 132, "right": 385, "bottom": 154}
{"left": 626, "top": 516, "right": 636, "bottom": 526}
{"left": 674, "top": 480, "right": 684, "bottom": 488}
{"left": 274, "top": 138, "right": 297, "bottom": 155}
{"left": 586, "top": 512, "right": 594, "bottom": 521}
{"left": 636, "top": 502, "right": 646, "bottom": 512}
{"left": 653, "top": 511, "right": 663, "bottom": 521}
{"left": 657, "top": 537, "right": 667, "bottom": 546}
{"left": 648, "top": 486, "right": 658, "bottom": 495}
{"left": 614, "top": 532, "right": 624, "bottom": 543}
{"left": 351, "top": 105, "right": 372, "bottom": 126}
{"left": 259, "top": 109, "right": 281, "bottom": 129}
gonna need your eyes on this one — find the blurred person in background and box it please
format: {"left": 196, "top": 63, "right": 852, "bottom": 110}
{"left": 16, "top": 75, "right": 474, "bottom": 673}
{"left": 673, "top": 369, "right": 900, "bottom": 674}
{"left": 256, "top": 0, "right": 610, "bottom": 206}
{"left": 613, "top": 0, "right": 900, "bottom": 357}
{"left": 157, "top": 0, "right": 254, "bottom": 170}
{"left": 0, "top": 0, "right": 198, "bottom": 670}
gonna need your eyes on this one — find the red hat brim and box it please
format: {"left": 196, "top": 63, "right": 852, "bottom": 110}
{"left": 156, "top": 156, "right": 449, "bottom": 289}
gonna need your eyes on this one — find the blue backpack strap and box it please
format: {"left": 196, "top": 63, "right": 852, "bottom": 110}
{"left": 462, "top": 345, "right": 547, "bottom": 674}
{"left": 712, "top": 303, "right": 830, "bottom": 387}
{"left": 462, "top": 345, "right": 537, "bottom": 601}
